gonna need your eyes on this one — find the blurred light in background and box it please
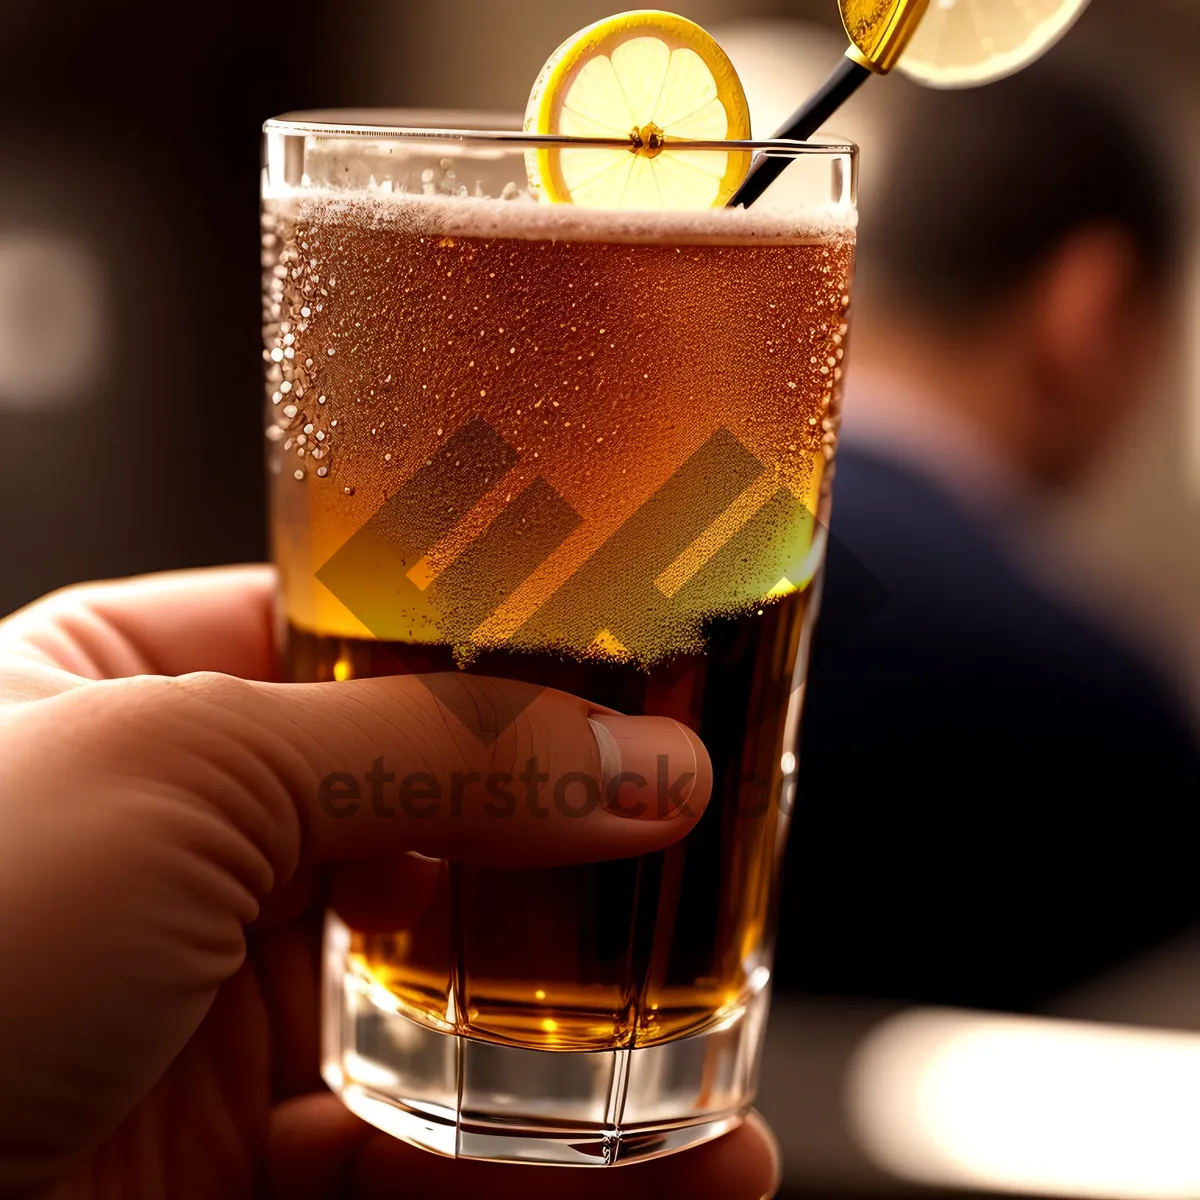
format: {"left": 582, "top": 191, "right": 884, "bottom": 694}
{"left": 715, "top": 20, "right": 845, "bottom": 136}
{"left": 715, "top": 18, "right": 892, "bottom": 156}
{"left": 849, "top": 1008, "right": 1200, "bottom": 1200}
{"left": 0, "top": 231, "right": 106, "bottom": 410}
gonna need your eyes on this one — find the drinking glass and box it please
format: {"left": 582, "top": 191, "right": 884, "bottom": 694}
{"left": 262, "top": 110, "right": 857, "bottom": 1166}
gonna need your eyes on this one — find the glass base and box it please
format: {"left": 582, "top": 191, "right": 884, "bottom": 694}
{"left": 321, "top": 915, "right": 769, "bottom": 1166}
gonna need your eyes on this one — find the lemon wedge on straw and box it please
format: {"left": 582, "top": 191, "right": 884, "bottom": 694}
{"left": 525, "top": 10, "right": 752, "bottom": 208}
{"left": 896, "top": 0, "right": 1092, "bottom": 88}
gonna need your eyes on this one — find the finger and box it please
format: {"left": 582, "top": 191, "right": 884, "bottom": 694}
{"left": 266, "top": 1093, "right": 374, "bottom": 1200}
{"left": 43, "top": 668, "right": 711, "bottom": 874}
{"left": 257, "top": 857, "right": 444, "bottom": 1106}
{"left": 328, "top": 854, "right": 444, "bottom": 933}
{"left": 255, "top": 858, "right": 444, "bottom": 1107}
{"left": 0, "top": 566, "right": 278, "bottom": 681}
{"left": 256, "top": 672, "right": 711, "bottom": 867}
{"left": 267, "top": 1095, "right": 781, "bottom": 1200}
{"left": 251, "top": 853, "right": 449, "bottom": 1107}
{"left": 254, "top": 865, "right": 325, "bottom": 930}
{"left": 252, "top": 915, "right": 326, "bottom": 1102}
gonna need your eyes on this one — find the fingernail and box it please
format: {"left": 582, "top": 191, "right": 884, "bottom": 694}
{"left": 587, "top": 714, "right": 712, "bottom": 821}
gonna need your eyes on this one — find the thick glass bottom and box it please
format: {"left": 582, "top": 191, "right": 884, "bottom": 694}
{"left": 321, "top": 915, "right": 769, "bottom": 1166}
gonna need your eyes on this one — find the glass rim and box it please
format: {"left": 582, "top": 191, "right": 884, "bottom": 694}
{"left": 264, "top": 109, "right": 858, "bottom": 157}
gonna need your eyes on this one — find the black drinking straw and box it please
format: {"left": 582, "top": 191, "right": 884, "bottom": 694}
{"left": 728, "top": 56, "right": 871, "bottom": 208}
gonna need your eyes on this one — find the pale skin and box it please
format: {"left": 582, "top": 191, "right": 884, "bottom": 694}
{"left": 0, "top": 566, "right": 780, "bottom": 1199}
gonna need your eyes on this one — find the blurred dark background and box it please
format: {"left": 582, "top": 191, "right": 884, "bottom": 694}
{"left": 1, "top": 1, "right": 1198, "bottom": 1195}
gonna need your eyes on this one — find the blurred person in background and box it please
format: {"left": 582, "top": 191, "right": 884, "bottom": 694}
{"left": 776, "top": 66, "right": 1200, "bottom": 1012}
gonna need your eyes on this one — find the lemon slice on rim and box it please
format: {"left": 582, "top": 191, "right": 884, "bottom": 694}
{"left": 525, "top": 10, "right": 752, "bottom": 208}
{"left": 897, "top": 0, "right": 1092, "bottom": 88}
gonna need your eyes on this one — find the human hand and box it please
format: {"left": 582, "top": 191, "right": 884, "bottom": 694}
{"left": 0, "top": 566, "right": 779, "bottom": 1199}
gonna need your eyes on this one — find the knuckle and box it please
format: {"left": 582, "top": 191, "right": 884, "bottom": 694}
{"left": 85, "top": 673, "right": 256, "bottom": 751}
{"left": 173, "top": 670, "right": 255, "bottom": 709}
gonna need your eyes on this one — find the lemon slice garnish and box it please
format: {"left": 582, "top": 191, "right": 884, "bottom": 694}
{"left": 525, "top": 10, "right": 752, "bottom": 209}
{"left": 897, "top": 0, "right": 1092, "bottom": 88}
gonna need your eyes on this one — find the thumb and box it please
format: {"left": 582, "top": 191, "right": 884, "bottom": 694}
{"left": 50, "top": 667, "right": 710, "bottom": 874}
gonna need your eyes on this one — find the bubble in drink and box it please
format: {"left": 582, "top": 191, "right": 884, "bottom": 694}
{"left": 263, "top": 188, "right": 854, "bottom": 1049}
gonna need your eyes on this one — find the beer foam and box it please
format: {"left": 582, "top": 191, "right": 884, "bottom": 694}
{"left": 263, "top": 185, "right": 855, "bottom": 247}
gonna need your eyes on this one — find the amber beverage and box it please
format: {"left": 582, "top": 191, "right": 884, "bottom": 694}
{"left": 262, "top": 113, "right": 856, "bottom": 1166}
